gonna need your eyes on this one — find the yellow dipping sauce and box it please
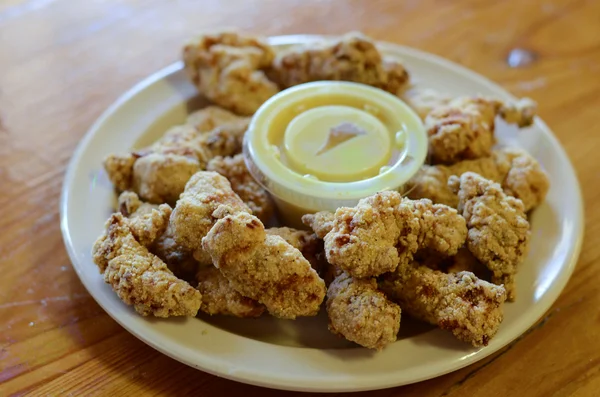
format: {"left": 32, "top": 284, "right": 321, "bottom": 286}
{"left": 282, "top": 105, "right": 392, "bottom": 182}
{"left": 244, "top": 81, "right": 427, "bottom": 228}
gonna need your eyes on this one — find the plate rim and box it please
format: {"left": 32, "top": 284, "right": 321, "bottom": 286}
{"left": 60, "top": 34, "right": 585, "bottom": 392}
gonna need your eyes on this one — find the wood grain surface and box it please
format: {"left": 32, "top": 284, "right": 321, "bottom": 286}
{"left": 1, "top": 0, "right": 599, "bottom": 395}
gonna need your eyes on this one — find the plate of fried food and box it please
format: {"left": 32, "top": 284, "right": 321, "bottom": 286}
{"left": 61, "top": 32, "right": 583, "bottom": 392}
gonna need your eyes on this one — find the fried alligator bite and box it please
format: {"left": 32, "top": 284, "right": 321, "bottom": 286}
{"left": 327, "top": 272, "right": 401, "bottom": 350}
{"left": 269, "top": 31, "right": 409, "bottom": 94}
{"left": 379, "top": 262, "right": 506, "bottom": 346}
{"left": 202, "top": 211, "right": 326, "bottom": 319}
{"left": 183, "top": 31, "right": 279, "bottom": 115}
{"left": 324, "top": 191, "right": 467, "bottom": 278}
{"left": 449, "top": 172, "right": 530, "bottom": 301}
{"left": 207, "top": 153, "right": 273, "bottom": 223}
{"left": 92, "top": 213, "right": 201, "bottom": 317}
{"left": 406, "top": 147, "right": 549, "bottom": 212}
{"left": 170, "top": 171, "right": 250, "bottom": 264}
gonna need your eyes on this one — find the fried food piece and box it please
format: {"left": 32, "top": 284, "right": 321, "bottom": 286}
{"left": 324, "top": 191, "right": 467, "bottom": 278}
{"left": 186, "top": 105, "right": 247, "bottom": 132}
{"left": 449, "top": 172, "right": 530, "bottom": 301}
{"left": 327, "top": 272, "right": 401, "bottom": 350}
{"left": 118, "top": 191, "right": 201, "bottom": 280}
{"left": 301, "top": 211, "right": 335, "bottom": 239}
{"left": 400, "top": 86, "right": 452, "bottom": 120}
{"left": 426, "top": 96, "right": 537, "bottom": 164}
{"left": 196, "top": 266, "right": 265, "bottom": 317}
{"left": 183, "top": 31, "right": 279, "bottom": 115}
{"left": 118, "top": 190, "right": 153, "bottom": 216}
{"left": 266, "top": 227, "right": 323, "bottom": 272}
{"left": 500, "top": 148, "right": 550, "bottom": 212}
{"left": 207, "top": 154, "right": 273, "bottom": 223}
{"left": 406, "top": 147, "right": 549, "bottom": 211}
{"left": 102, "top": 107, "right": 249, "bottom": 203}
{"left": 92, "top": 213, "right": 201, "bottom": 317}
{"left": 104, "top": 153, "right": 137, "bottom": 192}
{"left": 132, "top": 153, "right": 202, "bottom": 205}
{"left": 117, "top": 194, "right": 172, "bottom": 248}
{"left": 270, "top": 32, "right": 409, "bottom": 94}
{"left": 170, "top": 171, "right": 250, "bottom": 263}
{"left": 202, "top": 211, "right": 326, "bottom": 319}
{"left": 379, "top": 262, "right": 506, "bottom": 346}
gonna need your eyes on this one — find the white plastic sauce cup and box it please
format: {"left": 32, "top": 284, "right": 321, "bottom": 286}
{"left": 243, "top": 81, "right": 427, "bottom": 228}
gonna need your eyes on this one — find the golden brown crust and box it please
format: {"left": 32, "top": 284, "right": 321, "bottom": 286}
{"left": 103, "top": 153, "right": 136, "bottom": 192}
{"left": 183, "top": 31, "right": 279, "bottom": 115}
{"left": 132, "top": 153, "right": 202, "bottom": 205}
{"left": 186, "top": 105, "right": 247, "bottom": 132}
{"left": 406, "top": 147, "right": 549, "bottom": 212}
{"left": 301, "top": 211, "right": 335, "bottom": 239}
{"left": 196, "top": 266, "right": 265, "bottom": 317}
{"left": 379, "top": 263, "right": 506, "bottom": 346}
{"left": 270, "top": 32, "right": 409, "bottom": 94}
{"left": 324, "top": 192, "right": 467, "bottom": 278}
{"left": 400, "top": 86, "right": 452, "bottom": 120}
{"left": 202, "top": 212, "right": 326, "bottom": 319}
{"left": 117, "top": 191, "right": 201, "bottom": 281}
{"left": 170, "top": 171, "right": 250, "bottom": 263}
{"left": 327, "top": 272, "right": 401, "bottom": 350}
{"left": 266, "top": 227, "right": 324, "bottom": 272}
{"left": 449, "top": 172, "right": 530, "bottom": 301}
{"left": 116, "top": 191, "right": 172, "bottom": 248}
{"left": 91, "top": 213, "right": 201, "bottom": 317}
{"left": 207, "top": 154, "right": 273, "bottom": 223}
{"left": 426, "top": 97, "right": 537, "bottom": 164}
{"left": 103, "top": 107, "right": 249, "bottom": 204}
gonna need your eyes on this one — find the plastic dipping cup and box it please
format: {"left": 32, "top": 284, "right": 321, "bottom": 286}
{"left": 243, "top": 81, "right": 427, "bottom": 228}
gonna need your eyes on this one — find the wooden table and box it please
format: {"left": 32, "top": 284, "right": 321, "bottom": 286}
{"left": 1, "top": 0, "right": 599, "bottom": 395}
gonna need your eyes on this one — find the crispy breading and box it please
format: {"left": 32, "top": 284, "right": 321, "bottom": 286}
{"left": 301, "top": 211, "right": 335, "bottom": 239}
{"left": 186, "top": 105, "right": 247, "bottom": 132}
{"left": 426, "top": 96, "right": 537, "bottom": 164}
{"left": 196, "top": 266, "right": 265, "bottom": 317}
{"left": 183, "top": 31, "right": 279, "bottom": 115}
{"left": 270, "top": 32, "right": 409, "bottom": 94}
{"left": 91, "top": 213, "right": 201, "bottom": 317}
{"left": 170, "top": 171, "right": 250, "bottom": 263}
{"left": 202, "top": 211, "right": 326, "bottom": 319}
{"left": 400, "top": 86, "right": 452, "bottom": 120}
{"left": 118, "top": 191, "right": 201, "bottom": 280}
{"left": 449, "top": 172, "right": 530, "bottom": 301}
{"left": 379, "top": 263, "right": 506, "bottom": 346}
{"left": 406, "top": 147, "right": 549, "bottom": 211}
{"left": 132, "top": 153, "right": 202, "bottom": 205}
{"left": 102, "top": 107, "right": 249, "bottom": 203}
{"left": 266, "top": 227, "right": 323, "bottom": 272}
{"left": 104, "top": 153, "right": 136, "bottom": 192}
{"left": 324, "top": 191, "right": 467, "bottom": 278}
{"left": 116, "top": 191, "right": 172, "bottom": 248}
{"left": 207, "top": 154, "right": 273, "bottom": 223}
{"left": 327, "top": 272, "right": 400, "bottom": 350}
{"left": 500, "top": 148, "right": 550, "bottom": 212}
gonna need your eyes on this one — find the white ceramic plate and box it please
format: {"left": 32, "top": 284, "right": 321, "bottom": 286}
{"left": 60, "top": 35, "right": 584, "bottom": 392}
